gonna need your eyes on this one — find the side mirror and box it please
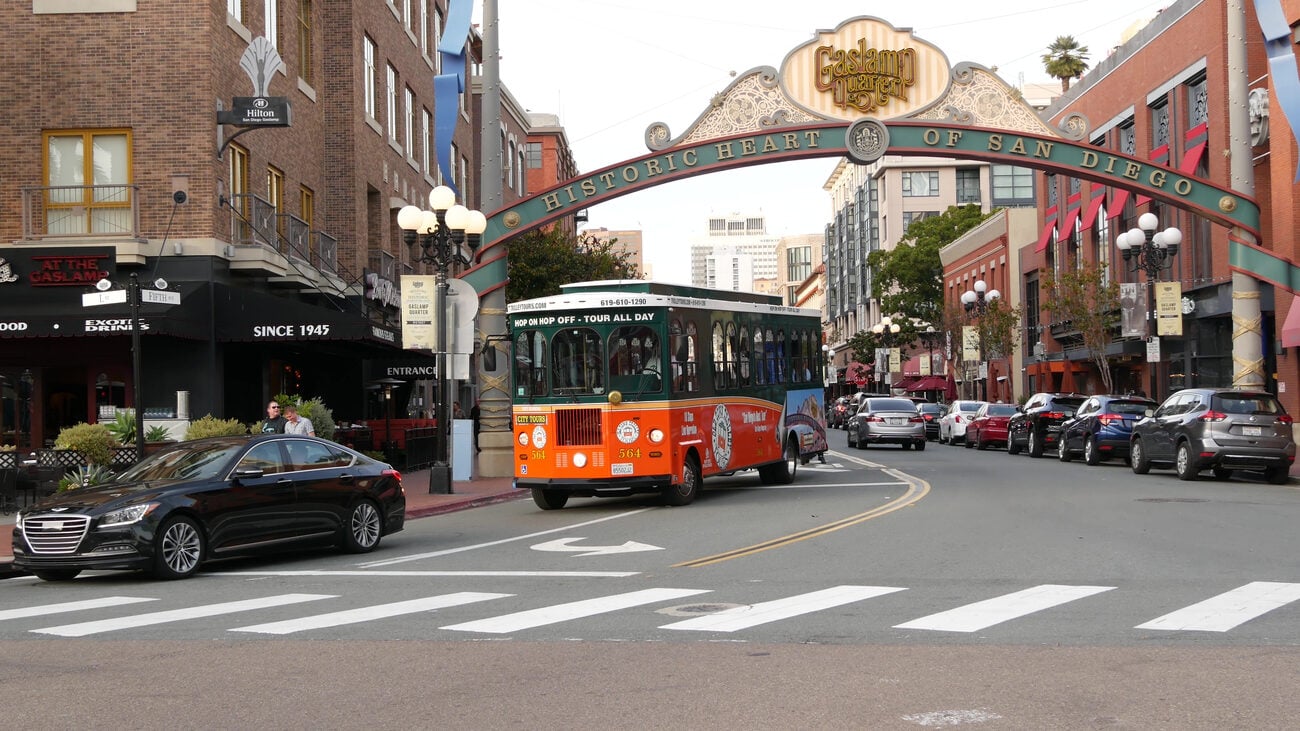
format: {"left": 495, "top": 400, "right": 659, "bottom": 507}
{"left": 233, "top": 467, "right": 265, "bottom": 481}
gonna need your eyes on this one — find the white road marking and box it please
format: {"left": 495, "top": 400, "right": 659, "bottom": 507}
{"left": 230, "top": 592, "right": 511, "bottom": 635}
{"left": 359, "top": 508, "right": 654, "bottom": 567}
{"left": 894, "top": 584, "right": 1115, "bottom": 633}
{"left": 660, "top": 585, "right": 906, "bottom": 632}
{"left": 1136, "top": 581, "right": 1300, "bottom": 632}
{"left": 902, "top": 709, "right": 1004, "bottom": 726}
{"left": 206, "top": 570, "right": 639, "bottom": 578}
{"left": 441, "top": 588, "right": 711, "bottom": 634}
{"left": 0, "top": 596, "right": 157, "bottom": 621}
{"left": 32, "top": 594, "right": 335, "bottom": 637}
{"left": 530, "top": 538, "right": 663, "bottom": 556}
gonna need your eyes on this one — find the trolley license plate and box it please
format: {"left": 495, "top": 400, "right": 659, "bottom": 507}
{"left": 611, "top": 463, "right": 634, "bottom": 475}
{"left": 1242, "top": 425, "right": 1263, "bottom": 436}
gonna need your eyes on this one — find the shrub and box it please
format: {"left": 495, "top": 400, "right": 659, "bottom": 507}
{"left": 185, "top": 414, "right": 249, "bottom": 440}
{"left": 55, "top": 422, "right": 119, "bottom": 466}
{"left": 58, "top": 464, "right": 115, "bottom": 492}
{"left": 145, "top": 424, "right": 173, "bottom": 442}
{"left": 105, "top": 410, "right": 137, "bottom": 444}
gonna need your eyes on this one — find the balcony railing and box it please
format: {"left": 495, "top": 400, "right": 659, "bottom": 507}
{"left": 21, "top": 185, "right": 141, "bottom": 240}
{"left": 313, "top": 231, "right": 337, "bottom": 274}
{"left": 368, "top": 249, "right": 396, "bottom": 281}
{"left": 229, "top": 193, "right": 277, "bottom": 248}
{"left": 280, "top": 213, "right": 310, "bottom": 262}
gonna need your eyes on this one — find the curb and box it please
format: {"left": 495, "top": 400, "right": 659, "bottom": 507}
{"left": 0, "top": 490, "right": 528, "bottom": 581}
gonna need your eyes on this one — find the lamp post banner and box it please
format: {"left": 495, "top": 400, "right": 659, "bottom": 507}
{"left": 1120, "top": 282, "right": 1145, "bottom": 338}
{"left": 962, "top": 325, "right": 979, "bottom": 361}
{"left": 1156, "top": 281, "right": 1184, "bottom": 336}
{"left": 401, "top": 275, "right": 438, "bottom": 351}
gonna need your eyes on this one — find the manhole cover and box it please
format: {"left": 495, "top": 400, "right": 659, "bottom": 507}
{"left": 657, "top": 602, "right": 746, "bottom": 617}
{"left": 1135, "top": 497, "right": 1209, "bottom": 503}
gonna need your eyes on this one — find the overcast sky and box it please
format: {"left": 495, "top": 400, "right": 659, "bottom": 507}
{"left": 481, "top": 0, "right": 1171, "bottom": 283}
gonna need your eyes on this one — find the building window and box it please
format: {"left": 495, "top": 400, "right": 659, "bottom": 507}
{"left": 955, "top": 167, "right": 981, "bottom": 203}
{"left": 228, "top": 0, "right": 244, "bottom": 24}
{"left": 386, "top": 64, "right": 399, "bottom": 141}
{"left": 363, "top": 36, "right": 376, "bottom": 119}
{"left": 1096, "top": 205, "right": 1110, "bottom": 284}
{"left": 1187, "top": 74, "right": 1208, "bottom": 129}
{"left": 990, "top": 165, "right": 1033, "bottom": 204}
{"left": 505, "top": 138, "right": 515, "bottom": 190}
{"left": 526, "top": 141, "right": 543, "bottom": 168}
{"left": 300, "top": 186, "right": 314, "bottom": 228}
{"left": 422, "top": 107, "right": 432, "bottom": 174}
{"left": 901, "top": 171, "right": 938, "bottom": 197}
{"left": 902, "top": 211, "right": 938, "bottom": 229}
{"left": 1151, "top": 98, "right": 1170, "bottom": 150}
{"left": 1119, "top": 121, "right": 1136, "bottom": 156}
{"left": 1023, "top": 276, "right": 1040, "bottom": 353}
{"left": 265, "top": 0, "right": 278, "bottom": 46}
{"left": 460, "top": 153, "right": 469, "bottom": 200}
{"left": 297, "top": 0, "right": 313, "bottom": 84}
{"left": 43, "top": 129, "right": 132, "bottom": 235}
{"left": 404, "top": 87, "right": 415, "bottom": 156}
{"left": 229, "top": 143, "right": 250, "bottom": 220}
{"left": 433, "top": 8, "right": 442, "bottom": 72}
{"left": 517, "top": 147, "right": 526, "bottom": 194}
{"left": 267, "top": 166, "right": 285, "bottom": 238}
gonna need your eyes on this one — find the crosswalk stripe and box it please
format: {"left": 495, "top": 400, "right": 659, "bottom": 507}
{"left": 0, "top": 596, "right": 157, "bottom": 622}
{"left": 894, "top": 584, "right": 1115, "bottom": 633}
{"left": 229, "top": 592, "right": 513, "bottom": 635}
{"left": 441, "top": 588, "right": 711, "bottom": 634}
{"left": 660, "top": 585, "right": 906, "bottom": 632}
{"left": 1136, "top": 581, "right": 1300, "bottom": 632}
{"left": 32, "top": 594, "right": 336, "bottom": 637}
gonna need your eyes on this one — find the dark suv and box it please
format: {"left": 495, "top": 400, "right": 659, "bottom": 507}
{"left": 1129, "top": 388, "right": 1296, "bottom": 483}
{"left": 1007, "top": 392, "right": 1088, "bottom": 458}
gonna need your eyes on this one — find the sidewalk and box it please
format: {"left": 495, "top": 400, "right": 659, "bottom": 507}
{"left": 0, "top": 469, "right": 523, "bottom": 579}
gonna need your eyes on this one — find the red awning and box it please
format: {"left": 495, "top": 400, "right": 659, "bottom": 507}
{"left": 1282, "top": 296, "right": 1300, "bottom": 348}
{"left": 845, "top": 361, "right": 873, "bottom": 386}
{"left": 1179, "top": 142, "right": 1208, "bottom": 174}
{"left": 1034, "top": 220, "right": 1057, "bottom": 252}
{"left": 1107, "top": 189, "right": 1130, "bottom": 218}
{"left": 894, "top": 377, "right": 920, "bottom": 390}
{"left": 906, "top": 375, "right": 948, "bottom": 392}
{"left": 1056, "top": 207, "right": 1081, "bottom": 242}
{"left": 1080, "top": 193, "right": 1106, "bottom": 230}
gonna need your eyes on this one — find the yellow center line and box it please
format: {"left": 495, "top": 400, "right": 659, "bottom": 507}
{"left": 674, "top": 469, "right": 930, "bottom": 568}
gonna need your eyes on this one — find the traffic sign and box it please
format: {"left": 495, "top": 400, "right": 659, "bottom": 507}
{"left": 82, "top": 289, "right": 127, "bottom": 307}
{"left": 141, "top": 288, "right": 181, "bottom": 305}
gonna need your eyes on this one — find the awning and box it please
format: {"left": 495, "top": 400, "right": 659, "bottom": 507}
{"left": 1107, "top": 189, "right": 1130, "bottom": 219}
{"left": 906, "top": 375, "right": 948, "bottom": 392}
{"left": 1055, "top": 207, "right": 1081, "bottom": 242}
{"left": 844, "top": 361, "right": 873, "bottom": 386}
{"left": 214, "top": 283, "right": 400, "bottom": 345}
{"left": 1034, "top": 220, "right": 1057, "bottom": 252}
{"left": 894, "top": 377, "right": 919, "bottom": 390}
{"left": 1080, "top": 193, "right": 1106, "bottom": 230}
{"left": 0, "top": 284, "right": 211, "bottom": 340}
{"left": 1282, "top": 296, "right": 1300, "bottom": 348}
{"left": 1178, "top": 142, "right": 1208, "bottom": 174}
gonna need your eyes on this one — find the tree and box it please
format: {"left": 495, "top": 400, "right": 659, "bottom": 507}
{"left": 506, "top": 228, "right": 639, "bottom": 302}
{"left": 1042, "top": 265, "right": 1121, "bottom": 394}
{"left": 866, "top": 204, "right": 992, "bottom": 324}
{"left": 1042, "top": 35, "right": 1090, "bottom": 92}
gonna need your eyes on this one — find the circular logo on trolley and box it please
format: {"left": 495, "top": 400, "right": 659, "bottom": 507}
{"left": 531, "top": 425, "right": 547, "bottom": 449}
{"left": 615, "top": 420, "right": 640, "bottom": 444}
{"left": 711, "top": 404, "right": 733, "bottom": 470}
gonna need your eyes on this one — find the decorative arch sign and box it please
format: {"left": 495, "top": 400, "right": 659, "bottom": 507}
{"left": 462, "top": 15, "right": 1266, "bottom": 295}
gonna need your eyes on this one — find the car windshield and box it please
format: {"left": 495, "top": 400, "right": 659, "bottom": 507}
{"left": 1213, "top": 394, "right": 1284, "bottom": 415}
{"left": 867, "top": 399, "right": 917, "bottom": 412}
{"left": 1056, "top": 399, "right": 1086, "bottom": 415}
{"left": 113, "top": 443, "right": 244, "bottom": 482}
{"left": 986, "top": 404, "right": 1018, "bottom": 416}
{"left": 959, "top": 403, "right": 983, "bottom": 414}
{"left": 1109, "top": 400, "right": 1152, "bottom": 415}
{"left": 919, "top": 404, "right": 944, "bottom": 414}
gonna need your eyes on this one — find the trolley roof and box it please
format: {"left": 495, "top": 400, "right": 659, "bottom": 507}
{"left": 507, "top": 280, "right": 820, "bottom": 319}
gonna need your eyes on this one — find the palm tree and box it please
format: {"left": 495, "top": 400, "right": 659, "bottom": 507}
{"left": 1042, "top": 35, "right": 1091, "bottom": 92}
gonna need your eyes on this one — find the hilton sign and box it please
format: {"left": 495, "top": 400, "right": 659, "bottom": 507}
{"left": 218, "top": 96, "right": 291, "bottom": 127}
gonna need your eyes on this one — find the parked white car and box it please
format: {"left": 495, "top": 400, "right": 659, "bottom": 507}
{"left": 938, "top": 400, "right": 987, "bottom": 444}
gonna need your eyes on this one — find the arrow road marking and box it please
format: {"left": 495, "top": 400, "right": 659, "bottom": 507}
{"left": 531, "top": 537, "right": 664, "bottom": 557}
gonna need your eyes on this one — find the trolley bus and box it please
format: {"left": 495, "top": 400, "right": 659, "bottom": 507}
{"left": 508, "top": 280, "right": 827, "bottom": 509}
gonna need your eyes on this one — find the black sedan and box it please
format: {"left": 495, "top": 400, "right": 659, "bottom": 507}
{"left": 12, "top": 434, "right": 406, "bottom": 581}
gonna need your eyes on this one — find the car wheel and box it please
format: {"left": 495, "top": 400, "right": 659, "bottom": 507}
{"left": 759, "top": 438, "right": 799, "bottom": 485}
{"left": 1212, "top": 466, "right": 1234, "bottom": 481}
{"left": 915, "top": 440, "right": 926, "bottom": 452}
{"left": 342, "top": 499, "right": 383, "bottom": 552}
{"left": 1028, "top": 428, "right": 1044, "bottom": 458}
{"left": 664, "top": 453, "right": 701, "bottom": 506}
{"left": 32, "top": 569, "right": 81, "bottom": 582}
{"left": 532, "top": 488, "right": 569, "bottom": 510}
{"left": 152, "top": 515, "right": 204, "bottom": 580}
{"left": 846, "top": 426, "right": 856, "bottom": 448}
{"left": 1007, "top": 434, "right": 1022, "bottom": 455}
{"left": 964, "top": 434, "right": 974, "bottom": 448}
{"left": 1084, "top": 437, "right": 1102, "bottom": 466}
{"left": 901, "top": 441, "right": 911, "bottom": 451}
{"left": 1057, "top": 436, "right": 1071, "bottom": 462}
{"left": 1175, "top": 442, "right": 1199, "bottom": 481}
{"left": 976, "top": 436, "right": 988, "bottom": 451}
{"left": 1130, "top": 438, "right": 1151, "bottom": 475}
{"left": 1264, "top": 466, "right": 1291, "bottom": 485}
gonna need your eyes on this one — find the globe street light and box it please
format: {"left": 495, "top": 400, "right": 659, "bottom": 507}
{"left": 961, "top": 280, "right": 1000, "bottom": 400}
{"left": 397, "top": 185, "right": 487, "bottom": 494}
{"left": 1116, "top": 211, "right": 1181, "bottom": 399}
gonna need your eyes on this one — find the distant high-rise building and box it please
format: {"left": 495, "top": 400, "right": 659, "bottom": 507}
{"left": 690, "top": 212, "right": 780, "bottom": 289}
{"left": 580, "top": 227, "right": 644, "bottom": 277}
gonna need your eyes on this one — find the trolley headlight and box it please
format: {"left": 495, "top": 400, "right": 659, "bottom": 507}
{"left": 518, "top": 431, "right": 529, "bottom": 446}
{"left": 648, "top": 429, "right": 665, "bottom": 443}
{"left": 573, "top": 452, "right": 588, "bottom": 468}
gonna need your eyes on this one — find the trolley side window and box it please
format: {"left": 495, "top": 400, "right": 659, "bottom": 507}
{"left": 552, "top": 327, "right": 605, "bottom": 395}
{"left": 515, "top": 330, "right": 549, "bottom": 397}
{"left": 671, "top": 318, "right": 699, "bottom": 393}
{"left": 609, "top": 326, "right": 662, "bottom": 393}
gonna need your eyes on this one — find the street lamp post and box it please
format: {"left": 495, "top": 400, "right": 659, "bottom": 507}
{"left": 960, "top": 280, "right": 1000, "bottom": 401}
{"left": 871, "top": 316, "right": 901, "bottom": 394}
{"left": 397, "top": 186, "right": 487, "bottom": 494}
{"left": 1116, "top": 212, "right": 1181, "bottom": 400}
{"left": 820, "top": 344, "right": 835, "bottom": 392}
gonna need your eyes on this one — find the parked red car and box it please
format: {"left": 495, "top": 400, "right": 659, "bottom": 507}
{"left": 965, "top": 402, "right": 1019, "bottom": 450}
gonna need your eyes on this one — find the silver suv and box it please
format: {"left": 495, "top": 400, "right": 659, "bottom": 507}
{"left": 1129, "top": 388, "right": 1296, "bottom": 483}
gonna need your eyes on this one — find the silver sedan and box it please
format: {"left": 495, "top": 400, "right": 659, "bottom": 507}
{"left": 846, "top": 397, "right": 927, "bottom": 450}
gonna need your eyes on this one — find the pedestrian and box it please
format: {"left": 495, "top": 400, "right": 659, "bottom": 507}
{"left": 283, "top": 404, "right": 315, "bottom": 436}
{"left": 470, "top": 399, "right": 481, "bottom": 453}
{"left": 261, "top": 400, "right": 286, "bottom": 434}
{"left": 453, "top": 401, "right": 465, "bottom": 419}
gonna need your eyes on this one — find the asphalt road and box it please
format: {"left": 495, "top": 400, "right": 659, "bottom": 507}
{"left": 4, "top": 428, "right": 1300, "bottom": 728}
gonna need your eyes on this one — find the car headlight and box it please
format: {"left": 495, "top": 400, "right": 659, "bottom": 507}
{"left": 98, "top": 503, "right": 158, "bottom": 529}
